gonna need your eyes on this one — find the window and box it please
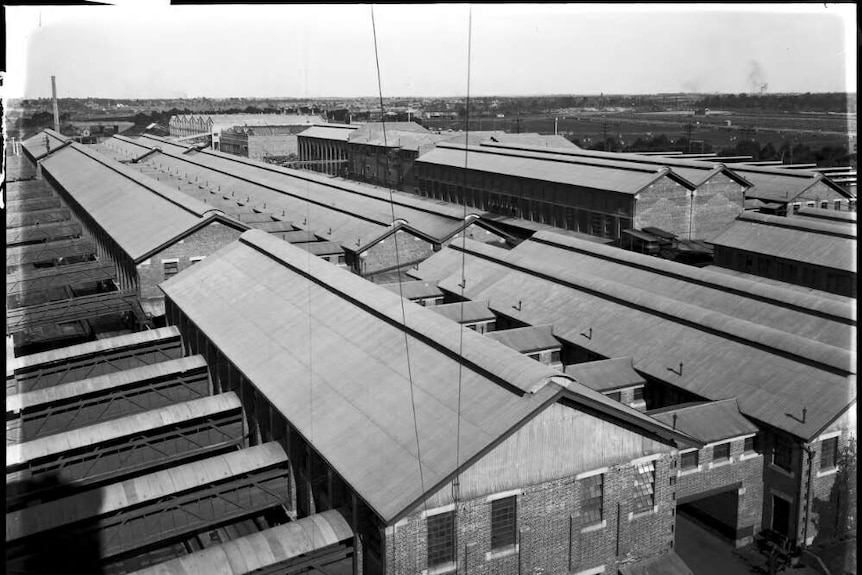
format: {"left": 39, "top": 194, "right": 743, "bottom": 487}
{"left": 606, "top": 391, "right": 622, "bottom": 402}
{"left": 681, "top": 450, "right": 699, "bottom": 471}
{"left": 834, "top": 200, "right": 842, "bottom": 211}
{"left": 579, "top": 474, "right": 604, "bottom": 525}
{"left": 821, "top": 201, "right": 829, "bottom": 209}
{"left": 527, "top": 352, "right": 541, "bottom": 362}
{"left": 632, "top": 387, "right": 644, "bottom": 401}
{"left": 772, "top": 434, "right": 793, "bottom": 472}
{"left": 744, "top": 435, "right": 757, "bottom": 454}
{"left": 820, "top": 437, "right": 839, "bottom": 470}
{"left": 190, "top": 256, "right": 205, "bottom": 265}
{"left": 490, "top": 496, "right": 517, "bottom": 549}
{"left": 427, "top": 511, "right": 455, "bottom": 568}
{"left": 633, "top": 461, "right": 655, "bottom": 513}
{"left": 163, "top": 259, "right": 179, "bottom": 279}
{"left": 713, "top": 443, "right": 731, "bottom": 463}
{"left": 550, "top": 350, "right": 561, "bottom": 363}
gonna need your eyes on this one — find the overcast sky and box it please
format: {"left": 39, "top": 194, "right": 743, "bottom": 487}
{"left": 3, "top": 3, "right": 857, "bottom": 99}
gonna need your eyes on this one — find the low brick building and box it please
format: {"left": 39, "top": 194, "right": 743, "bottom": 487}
{"left": 649, "top": 400, "right": 763, "bottom": 547}
{"left": 160, "top": 230, "right": 700, "bottom": 575}
{"left": 219, "top": 125, "right": 311, "bottom": 161}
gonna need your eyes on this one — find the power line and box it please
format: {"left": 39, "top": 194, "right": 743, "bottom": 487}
{"left": 370, "top": 3, "right": 428, "bottom": 515}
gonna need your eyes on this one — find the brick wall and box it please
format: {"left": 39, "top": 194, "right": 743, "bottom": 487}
{"left": 690, "top": 174, "right": 744, "bottom": 240}
{"left": 675, "top": 436, "right": 763, "bottom": 546}
{"left": 358, "top": 229, "right": 435, "bottom": 277}
{"left": 634, "top": 180, "right": 694, "bottom": 239}
{"left": 801, "top": 426, "right": 857, "bottom": 545}
{"left": 248, "top": 134, "right": 300, "bottom": 160}
{"left": 137, "top": 221, "right": 244, "bottom": 312}
{"left": 385, "top": 453, "right": 678, "bottom": 575}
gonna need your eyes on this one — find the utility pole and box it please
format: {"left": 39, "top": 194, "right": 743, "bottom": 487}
{"left": 603, "top": 116, "right": 609, "bottom": 151}
{"left": 686, "top": 120, "right": 693, "bottom": 152}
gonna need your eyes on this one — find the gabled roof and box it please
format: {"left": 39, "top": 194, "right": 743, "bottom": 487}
{"left": 428, "top": 300, "right": 496, "bottom": 324}
{"left": 38, "top": 139, "right": 248, "bottom": 263}
{"left": 565, "top": 357, "right": 646, "bottom": 392}
{"left": 478, "top": 141, "right": 751, "bottom": 188}
{"left": 649, "top": 399, "right": 759, "bottom": 444}
{"left": 486, "top": 325, "right": 560, "bottom": 354}
{"left": 160, "top": 230, "right": 693, "bottom": 524}
{"left": 418, "top": 143, "right": 698, "bottom": 194}
{"left": 21, "top": 129, "right": 71, "bottom": 162}
{"left": 380, "top": 279, "right": 443, "bottom": 301}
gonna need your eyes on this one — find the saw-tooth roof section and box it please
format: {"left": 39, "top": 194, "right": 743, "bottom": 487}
{"left": 5, "top": 442, "right": 287, "bottom": 542}
{"left": 738, "top": 211, "right": 856, "bottom": 239}
{"left": 37, "top": 142, "right": 237, "bottom": 262}
{"left": 7, "top": 392, "right": 242, "bottom": 468}
{"left": 431, "top": 236, "right": 855, "bottom": 441}
{"left": 125, "top": 509, "right": 353, "bottom": 575}
{"left": 649, "top": 399, "right": 759, "bottom": 444}
{"left": 523, "top": 231, "right": 855, "bottom": 348}
{"left": 418, "top": 143, "right": 695, "bottom": 194}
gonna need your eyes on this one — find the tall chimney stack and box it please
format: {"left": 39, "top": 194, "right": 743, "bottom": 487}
{"left": 51, "top": 76, "right": 60, "bottom": 133}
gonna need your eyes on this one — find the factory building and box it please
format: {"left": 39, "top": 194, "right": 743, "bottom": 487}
{"left": 410, "top": 229, "right": 856, "bottom": 549}
{"left": 34, "top": 135, "right": 249, "bottom": 318}
{"left": 296, "top": 123, "right": 358, "bottom": 175}
{"left": 709, "top": 212, "right": 856, "bottom": 297}
{"left": 414, "top": 142, "right": 735, "bottom": 242}
{"left": 159, "top": 229, "right": 699, "bottom": 575}
{"left": 219, "top": 124, "right": 312, "bottom": 161}
{"left": 168, "top": 113, "right": 323, "bottom": 150}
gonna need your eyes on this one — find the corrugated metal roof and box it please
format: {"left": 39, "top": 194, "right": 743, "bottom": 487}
{"left": 796, "top": 206, "right": 857, "bottom": 223}
{"left": 11, "top": 326, "right": 180, "bottom": 372}
{"left": 161, "top": 230, "right": 573, "bottom": 523}
{"left": 119, "top": 135, "right": 465, "bottom": 248}
{"left": 297, "top": 124, "right": 359, "bottom": 141}
{"left": 5, "top": 443, "right": 287, "bottom": 542}
{"left": 703, "top": 265, "right": 856, "bottom": 302}
{"left": 417, "top": 144, "right": 693, "bottom": 195}
{"left": 7, "top": 356, "right": 207, "bottom": 413}
{"left": 21, "top": 129, "right": 69, "bottom": 160}
{"left": 7, "top": 392, "right": 241, "bottom": 467}
{"left": 428, "top": 300, "right": 495, "bottom": 324}
{"left": 522, "top": 231, "right": 855, "bottom": 350}
{"left": 39, "top": 142, "right": 244, "bottom": 262}
{"left": 649, "top": 399, "right": 759, "bottom": 443}
{"left": 487, "top": 133, "right": 580, "bottom": 149}
{"left": 125, "top": 509, "right": 353, "bottom": 575}
{"left": 429, "top": 236, "right": 855, "bottom": 441}
{"left": 740, "top": 211, "right": 856, "bottom": 238}
{"left": 709, "top": 217, "right": 856, "bottom": 273}
{"left": 564, "top": 357, "right": 645, "bottom": 391}
{"left": 486, "top": 325, "right": 560, "bottom": 353}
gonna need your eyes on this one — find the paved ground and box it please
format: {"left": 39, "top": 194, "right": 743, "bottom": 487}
{"left": 675, "top": 513, "right": 751, "bottom": 575}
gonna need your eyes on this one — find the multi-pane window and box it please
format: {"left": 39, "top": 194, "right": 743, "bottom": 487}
{"left": 490, "top": 496, "right": 517, "bottom": 549}
{"left": 713, "top": 443, "right": 731, "bottom": 463}
{"left": 606, "top": 391, "right": 622, "bottom": 402}
{"left": 820, "top": 437, "right": 839, "bottom": 470}
{"left": 773, "top": 434, "right": 793, "bottom": 472}
{"left": 681, "top": 450, "right": 699, "bottom": 471}
{"left": 579, "top": 474, "right": 604, "bottom": 525}
{"left": 632, "top": 387, "right": 644, "bottom": 402}
{"left": 427, "top": 511, "right": 455, "bottom": 568}
{"left": 633, "top": 461, "right": 655, "bottom": 513}
{"left": 744, "top": 435, "right": 757, "bottom": 454}
{"left": 163, "top": 260, "right": 179, "bottom": 280}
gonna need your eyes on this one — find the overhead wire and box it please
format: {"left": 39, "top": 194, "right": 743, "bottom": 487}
{"left": 370, "top": 3, "right": 428, "bottom": 516}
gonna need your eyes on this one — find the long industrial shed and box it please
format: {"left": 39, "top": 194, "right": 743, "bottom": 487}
{"left": 154, "top": 228, "right": 699, "bottom": 574}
